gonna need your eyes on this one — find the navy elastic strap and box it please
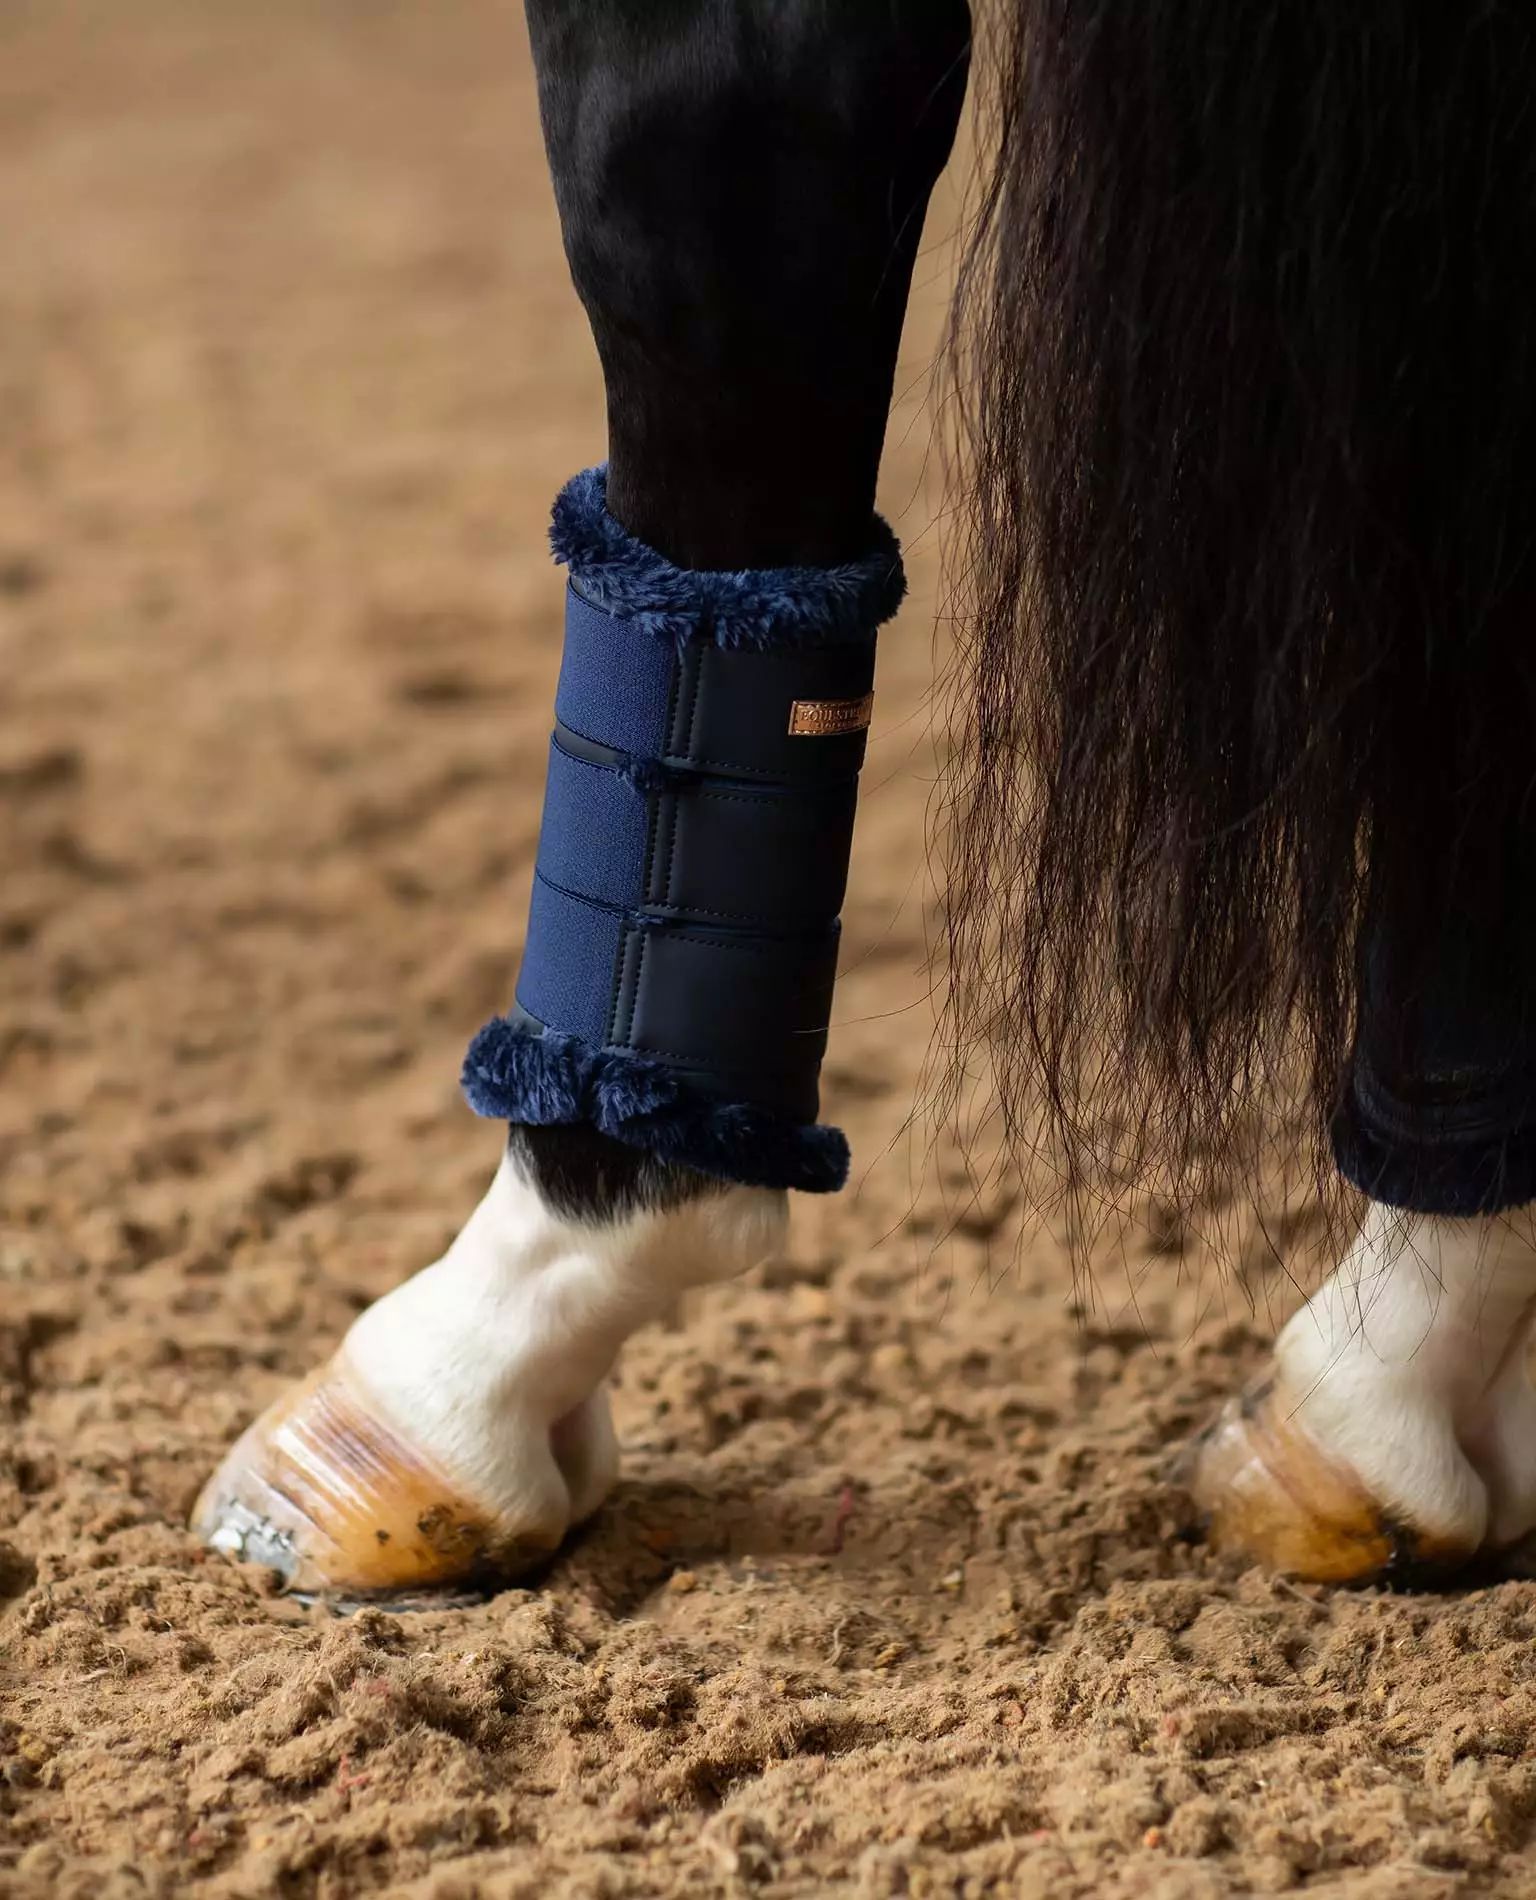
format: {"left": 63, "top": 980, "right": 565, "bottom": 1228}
{"left": 558, "top": 583, "right": 877, "bottom": 783}
{"left": 556, "top": 586, "right": 673, "bottom": 759}
{"left": 535, "top": 735, "right": 859, "bottom": 931}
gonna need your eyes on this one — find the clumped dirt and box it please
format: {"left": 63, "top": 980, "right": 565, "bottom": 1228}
{"left": 4, "top": 7, "right": 1536, "bottom": 1896}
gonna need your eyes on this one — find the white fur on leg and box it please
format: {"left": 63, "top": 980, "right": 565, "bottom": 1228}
{"left": 195, "top": 1151, "right": 786, "bottom": 1594}
{"left": 1273, "top": 1203, "right": 1536, "bottom": 1554}
{"left": 343, "top": 1150, "right": 786, "bottom": 1527}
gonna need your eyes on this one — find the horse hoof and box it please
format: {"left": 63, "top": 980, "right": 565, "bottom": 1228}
{"left": 192, "top": 1356, "right": 584, "bottom": 1600}
{"left": 1186, "top": 1377, "right": 1476, "bottom": 1584}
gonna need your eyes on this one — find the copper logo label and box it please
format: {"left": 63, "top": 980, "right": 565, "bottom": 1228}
{"left": 787, "top": 692, "right": 874, "bottom": 738}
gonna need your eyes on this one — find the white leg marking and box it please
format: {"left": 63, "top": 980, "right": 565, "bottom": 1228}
{"left": 343, "top": 1150, "right": 787, "bottom": 1526}
{"left": 195, "top": 1150, "right": 786, "bottom": 1590}
{"left": 1275, "top": 1203, "right": 1536, "bottom": 1550}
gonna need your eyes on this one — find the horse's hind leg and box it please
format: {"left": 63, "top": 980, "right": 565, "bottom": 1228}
{"left": 1195, "top": 750, "right": 1536, "bottom": 1581}
{"left": 193, "top": 0, "right": 969, "bottom": 1600}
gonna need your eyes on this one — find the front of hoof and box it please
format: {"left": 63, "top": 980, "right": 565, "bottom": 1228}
{"left": 193, "top": 1152, "right": 783, "bottom": 1600}
{"left": 193, "top": 1357, "right": 574, "bottom": 1601}
{"left": 1187, "top": 1379, "right": 1476, "bottom": 1585}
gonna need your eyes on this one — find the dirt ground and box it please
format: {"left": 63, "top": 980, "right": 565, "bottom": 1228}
{"left": 5, "top": 6, "right": 1536, "bottom": 1897}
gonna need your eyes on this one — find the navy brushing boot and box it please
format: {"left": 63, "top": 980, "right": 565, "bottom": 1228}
{"left": 463, "top": 465, "right": 905, "bottom": 1193}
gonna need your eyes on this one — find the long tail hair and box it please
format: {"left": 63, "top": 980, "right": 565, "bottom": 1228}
{"left": 938, "top": 2, "right": 1536, "bottom": 1258}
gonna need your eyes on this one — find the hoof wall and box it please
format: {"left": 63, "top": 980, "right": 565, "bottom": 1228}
{"left": 193, "top": 1362, "right": 560, "bottom": 1600}
{"left": 1187, "top": 1379, "right": 1474, "bottom": 1585}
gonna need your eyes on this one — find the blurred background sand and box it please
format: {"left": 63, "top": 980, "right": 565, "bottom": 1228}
{"left": 3, "top": 6, "right": 1534, "bottom": 1895}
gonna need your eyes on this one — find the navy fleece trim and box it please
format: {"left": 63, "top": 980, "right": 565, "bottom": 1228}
{"left": 462, "top": 1016, "right": 850, "bottom": 1194}
{"left": 549, "top": 465, "right": 905, "bottom": 651}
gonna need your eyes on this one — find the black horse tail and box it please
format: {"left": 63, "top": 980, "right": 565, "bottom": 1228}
{"left": 938, "top": 2, "right": 1536, "bottom": 1255}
